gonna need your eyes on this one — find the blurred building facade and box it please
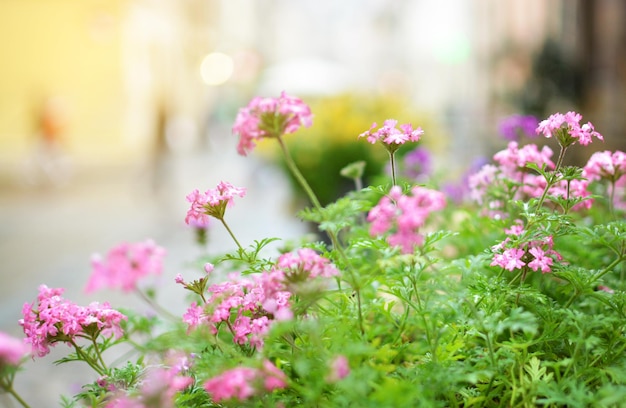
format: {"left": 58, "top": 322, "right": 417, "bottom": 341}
{"left": 1, "top": 0, "right": 624, "bottom": 185}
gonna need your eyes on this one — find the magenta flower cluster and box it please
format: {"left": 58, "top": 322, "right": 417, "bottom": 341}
{"left": 0, "top": 331, "right": 29, "bottom": 367}
{"left": 368, "top": 185, "right": 446, "bottom": 254}
{"left": 185, "top": 181, "right": 246, "bottom": 227}
{"left": 181, "top": 248, "right": 337, "bottom": 348}
{"left": 359, "top": 119, "right": 423, "bottom": 153}
{"left": 469, "top": 141, "right": 592, "bottom": 212}
{"left": 105, "top": 353, "right": 194, "bottom": 408}
{"left": 498, "top": 114, "right": 539, "bottom": 141}
{"left": 204, "top": 359, "right": 287, "bottom": 403}
{"left": 491, "top": 224, "right": 562, "bottom": 273}
{"left": 536, "top": 111, "right": 603, "bottom": 146}
{"left": 19, "top": 285, "right": 126, "bottom": 357}
{"left": 85, "top": 239, "right": 166, "bottom": 293}
{"left": 583, "top": 150, "right": 626, "bottom": 183}
{"left": 232, "top": 91, "right": 313, "bottom": 156}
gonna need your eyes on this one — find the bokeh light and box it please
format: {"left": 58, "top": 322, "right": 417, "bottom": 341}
{"left": 200, "top": 52, "right": 234, "bottom": 86}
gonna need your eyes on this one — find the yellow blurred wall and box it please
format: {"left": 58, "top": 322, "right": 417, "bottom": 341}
{"left": 0, "top": 0, "right": 139, "bottom": 169}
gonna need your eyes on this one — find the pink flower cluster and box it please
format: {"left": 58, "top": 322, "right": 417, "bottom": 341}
{"left": 182, "top": 270, "right": 291, "bottom": 348}
{"left": 86, "top": 240, "right": 166, "bottom": 293}
{"left": 469, "top": 142, "right": 593, "bottom": 212}
{"left": 106, "top": 353, "right": 194, "bottom": 408}
{"left": 583, "top": 150, "right": 626, "bottom": 183}
{"left": 583, "top": 150, "right": 626, "bottom": 210}
{"left": 0, "top": 331, "right": 29, "bottom": 367}
{"left": 326, "top": 355, "right": 350, "bottom": 383}
{"left": 233, "top": 91, "right": 313, "bottom": 156}
{"left": 185, "top": 181, "right": 246, "bottom": 227}
{"left": 536, "top": 111, "right": 603, "bottom": 146}
{"left": 490, "top": 224, "right": 562, "bottom": 273}
{"left": 204, "top": 360, "right": 287, "bottom": 403}
{"left": 181, "top": 249, "right": 339, "bottom": 347}
{"left": 368, "top": 185, "right": 446, "bottom": 254}
{"left": 276, "top": 248, "right": 340, "bottom": 281}
{"left": 359, "top": 119, "right": 423, "bottom": 153}
{"left": 19, "top": 285, "right": 126, "bottom": 357}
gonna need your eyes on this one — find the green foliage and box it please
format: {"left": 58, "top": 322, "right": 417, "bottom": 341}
{"left": 8, "top": 104, "right": 626, "bottom": 408}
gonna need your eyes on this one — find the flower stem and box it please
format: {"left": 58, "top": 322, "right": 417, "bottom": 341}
{"left": 277, "top": 136, "right": 322, "bottom": 211}
{"left": 68, "top": 340, "right": 106, "bottom": 376}
{"left": 219, "top": 218, "right": 244, "bottom": 251}
{"left": 592, "top": 254, "right": 625, "bottom": 282}
{"left": 535, "top": 146, "right": 567, "bottom": 211}
{"left": 389, "top": 151, "right": 397, "bottom": 186}
{"left": 7, "top": 386, "right": 31, "bottom": 408}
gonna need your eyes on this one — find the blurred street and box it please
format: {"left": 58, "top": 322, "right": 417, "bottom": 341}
{"left": 0, "top": 137, "right": 307, "bottom": 407}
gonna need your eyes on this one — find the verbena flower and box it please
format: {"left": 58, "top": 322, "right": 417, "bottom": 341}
{"left": 182, "top": 271, "right": 292, "bottom": 348}
{"left": 326, "top": 355, "right": 350, "bottom": 383}
{"left": 368, "top": 185, "right": 446, "bottom": 254}
{"left": 498, "top": 114, "right": 539, "bottom": 141}
{"left": 185, "top": 181, "right": 246, "bottom": 225}
{"left": 232, "top": 91, "right": 313, "bottom": 156}
{"left": 85, "top": 240, "right": 166, "bottom": 293}
{"left": 491, "top": 226, "right": 562, "bottom": 274}
{"left": 400, "top": 146, "right": 432, "bottom": 180}
{"left": 104, "top": 355, "right": 194, "bottom": 408}
{"left": 536, "top": 111, "right": 603, "bottom": 147}
{"left": 19, "top": 285, "right": 126, "bottom": 357}
{"left": 583, "top": 150, "right": 626, "bottom": 183}
{"left": 203, "top": 360, "right": 287, "bottom": 403}
{"left": 0, "top": 331, "right": 29, "bottom": 367}
{"left": 469, "top": 141, "right": 593, "bottom": 214}
{"left": 359, "top": 119, "right": 423, "bottom": 154}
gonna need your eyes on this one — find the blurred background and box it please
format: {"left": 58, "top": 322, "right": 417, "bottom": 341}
{"left": 1, "top": 0, "right": 625, "bottom": 405}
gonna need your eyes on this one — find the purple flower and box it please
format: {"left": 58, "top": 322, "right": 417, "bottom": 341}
{"left": 498, "top": 115, "right": 539, "bottom": 141}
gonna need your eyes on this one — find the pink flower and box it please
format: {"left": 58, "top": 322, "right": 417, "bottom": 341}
{"left": 19, "top": 285, "right": 126, "bottom": 357}
{"left": 182, "top": 269, "right": 293, "bottom": 347}
{"left": 233, "top": 91, "right": 313, "bottom": 156}
{"left": 359, "top": 120, "right": 423, "bottom": 153}
{"left": 261, "top": 360, "right": 288, "bottom": 391}
{"left": 491, "top": 248, "right": 526, "bottom": 271}
{"left": 105, "top": 359, "right": 193, "bottom": 408}
{"left": 137, "top": 365, "right": 193, "bottom": 408}
{"left": 204, "top": 367, "right": 258, "bottom": 402}
{"left": 583, "top": 150, "right": 626, "bottom": 183}
{"left": 527, "top": 246, "right": 553, "bottom": 273}
{"left": 85, "top": 240, "right": 165, "bottom": 293}
{"left": 368, "top": 185, "right": 446, "bottom": 254}
{"left": 0, "top": 331, "right": 29, "bottom": 367}
{"left": 276, "top": 248, "right": 339, "bottom": 280}
{"left": 493, "top": 142, "right": 554, "bottom": 176}
{"left": 204, "top": 361, "right": 287, "bottom": 402}
{"left": 182, "top": 302, "right": 206, "bottom": 331}
{"left": 536, "top": 111, "right": 603, "bottom": 146}
{"left": 185, "top": 182, "right": 246, "bottom": 225}
{"left": 326, "top": 355, "right": 350, "bottom": 383}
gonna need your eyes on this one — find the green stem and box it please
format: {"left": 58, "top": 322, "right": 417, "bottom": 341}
{"left": 7, "top": 387, "right": 31, "bottom": 408}
{"left": 609, "top": 180, "right": 616, "bottom": 217}
{"left": 219, "top": 218, "right": 243, "bottom": 251}
{"left": 535, "top": 145, "right": 567, "bottom": 211}
{"left": 389, "top": 151, "right": 397, "bottom": 186}
{"left": 563, "top": 290, "right": 580, "bottom": 308}
{"left": 277, "top": 135, "right": 322, "bottom": 211}
{"left": 592, "top": 254, "right": 625, "bottom": 282}
{"left": 91, "top": 336, "right": 108, "bottom": 372}
{"left": 68, "top": 340, "right": 106, "bottom": 376}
